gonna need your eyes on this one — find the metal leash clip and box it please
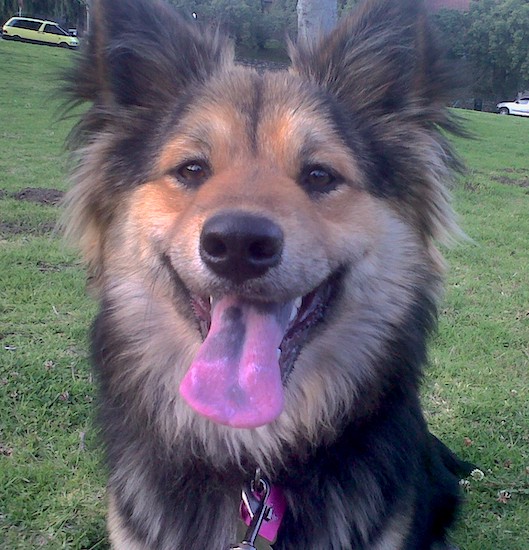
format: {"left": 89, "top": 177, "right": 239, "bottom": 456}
{"left": 229, "top": 471, "right": 271, "bottom": 550}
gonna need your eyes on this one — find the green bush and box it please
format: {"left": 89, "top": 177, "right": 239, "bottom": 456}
{"left": 169, "top": 0, "right": 296, "bottom": 50}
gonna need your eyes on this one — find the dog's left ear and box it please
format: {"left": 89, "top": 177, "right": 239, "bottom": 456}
{"left": 291, "top": 0, "right": 462, "bottom": 248}
{"left": 68, "top": 0, "right": 233, "bottom": 110}
{"left": 290, "top": 0, "right": 452, "bottom": 125}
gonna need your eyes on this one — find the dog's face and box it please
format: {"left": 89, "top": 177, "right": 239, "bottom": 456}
{"left": 118, "top": 69, "right": 390, "bottom": 430}
{"left": 64, "top": 0, "right": 459, "bottom": 459}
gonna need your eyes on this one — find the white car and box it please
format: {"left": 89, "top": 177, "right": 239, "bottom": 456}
{"left": 497, "top": 97, "right": 529, "bottom": 116}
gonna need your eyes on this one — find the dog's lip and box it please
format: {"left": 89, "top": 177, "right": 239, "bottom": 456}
{"left": 189, "top": 273, "right": 338, "bottom": 380}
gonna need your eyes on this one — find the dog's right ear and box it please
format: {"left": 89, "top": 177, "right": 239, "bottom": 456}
{"left": 68, "top": 0, "right": 233, "bottom": 109}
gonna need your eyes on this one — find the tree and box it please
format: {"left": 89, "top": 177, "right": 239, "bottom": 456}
{"left": 430, "top": 0, "right": 529, "bottom": 98}
{"left": 1, "top": 0, "right": 86, "bottom": 28}
{"left": 296, "top": 0, "right": 336, "bottom": 43}
{"left": 169, "top": 0, "right": 296, "bottom": 50}
{"left": 1, "top": 0, "right": 22, "bottom": 22}
{"left": 466, "top": 0, "right": 529, "bottom": 97}
{"left": 432, "top": 8, "right": 469, "bottom": 60}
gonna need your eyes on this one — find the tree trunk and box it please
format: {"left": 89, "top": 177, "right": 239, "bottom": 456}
{"left": 297, "top": 0, "right": 337, "bottom": 44}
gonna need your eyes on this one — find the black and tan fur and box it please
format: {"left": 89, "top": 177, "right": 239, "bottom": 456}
{"left": 63, "top": 0, "right": 469, "bottom": 548}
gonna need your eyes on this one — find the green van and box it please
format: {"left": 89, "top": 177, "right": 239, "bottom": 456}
{"left": 1, "top": 17, "right": 79, "bottom": 48}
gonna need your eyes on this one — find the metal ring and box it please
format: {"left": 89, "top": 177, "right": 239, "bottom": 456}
{"left": 251, "top": 468, "right": 270, "bottom": 497}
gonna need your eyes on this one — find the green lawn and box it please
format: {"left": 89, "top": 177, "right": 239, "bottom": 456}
{"left": 428, "top": 111, "right": 529, "bottom": 548}
{"left": 1, "top": 39, "right": 528, "bottom": 549}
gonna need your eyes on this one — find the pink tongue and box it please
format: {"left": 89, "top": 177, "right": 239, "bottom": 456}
{"left": 180, "top": 296, "right": 289, "bottom": 428}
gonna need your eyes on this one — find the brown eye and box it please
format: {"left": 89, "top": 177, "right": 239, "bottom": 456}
{"left": 301, "top": 165, "right": 339, "bottom": 193}
{"left": 170, "top": 160, "right": 210, "bottom": 187}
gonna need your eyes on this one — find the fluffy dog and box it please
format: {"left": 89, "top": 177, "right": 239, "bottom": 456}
{"left": 63, "top": 0, "right": 470, "bottom": 547}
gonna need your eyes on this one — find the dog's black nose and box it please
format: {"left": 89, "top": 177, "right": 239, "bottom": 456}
{"left": 200, "top": 212, "right": 283, "bottom": 282}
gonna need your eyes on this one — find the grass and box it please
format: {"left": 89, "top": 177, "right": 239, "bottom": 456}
{"left": 1, "top": 38, "right": 528, "bottom": 549}
{"left": 426, "top": 112, "right": 529, "bottom": 548}
{"left": 0, "top": 40, "right": 105, "bottom": 549}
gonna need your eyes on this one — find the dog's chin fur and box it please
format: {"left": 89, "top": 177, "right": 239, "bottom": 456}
{"left": 63, "top": 0, "right": 469, "bottom": 548}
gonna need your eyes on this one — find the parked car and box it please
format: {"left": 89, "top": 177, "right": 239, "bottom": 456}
{"left": 497, "top": 97, "right": 529, "bottom": 117}
{"left": 1, "top": 16, "right": 79, "bottom": 48}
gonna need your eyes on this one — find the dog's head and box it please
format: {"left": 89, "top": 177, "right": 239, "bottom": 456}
{"left": 64, "top": 0, "right": 460, "bottom": 438}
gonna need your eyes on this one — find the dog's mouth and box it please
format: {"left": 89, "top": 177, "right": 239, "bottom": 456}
{"left": 179, "top": 276, "right": 337, "bottom": 429}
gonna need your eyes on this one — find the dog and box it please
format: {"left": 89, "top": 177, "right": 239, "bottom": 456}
{"left": 63, "top": 0, "right": 471, "bottom": 547}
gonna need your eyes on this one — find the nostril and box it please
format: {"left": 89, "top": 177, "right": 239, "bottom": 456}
{"left": 202, "top": 234, "right": 228, "bottom": 259}
{"left": 248, "top": 237, "right": 280, "bottom": 261}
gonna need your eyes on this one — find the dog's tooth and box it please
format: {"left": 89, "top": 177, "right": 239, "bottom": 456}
{"left": 209, "top": 296, "right": 213, "bottom": 306}
{"left": 294, "top": 297, "right": 302, "bottom": 310}
{"left": 289, "top": 305, "right": 297, "bottom": 322}
{"left": 277, "top": 348, "right": 281, "bottom": 360}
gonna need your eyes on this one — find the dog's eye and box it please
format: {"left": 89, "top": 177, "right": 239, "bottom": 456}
{"left": 170, "top": 161, "right": 210, "bottom": 187}
{"left": 301, "top": 165, "right": 338, "bottom": 193}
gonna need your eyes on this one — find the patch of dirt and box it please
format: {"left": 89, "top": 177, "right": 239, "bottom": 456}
{"left": 0, "top": 189, "right": 6, "bottom": 200}
{"left": 0, "top": 444, "right": 13, "bottom": 457}
{"left": 463, "top": 180, "right": 480, "bottom": 193}
{"left": 0, "top": 221, "right": 56, "bottom": 236}
{"left": 491, "top": 175, "right": 529, "bottom": 188}
{"left": 502, "top": 167, "right": 529, "bottom": 174}
{"left": 11, "top": 187, "right": 64, "bottom": 206}
{"left": 36, "top": 261, "right": 70, "bottom": 273}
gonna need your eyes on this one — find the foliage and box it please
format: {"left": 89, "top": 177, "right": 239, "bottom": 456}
{"left": 432, "top": 0, "right": 529, "bottom": 98}
{"left": 169, "top": 0, "right": 297, "bottom": 49}
{"left": 0, "top": 0, "right": 86, "bottom": 28}
{"left": 466, "top": 0, "right": 529, "bottom": 97}
{"left": 432, "top": 8, "right": 469, "bottom": 60}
